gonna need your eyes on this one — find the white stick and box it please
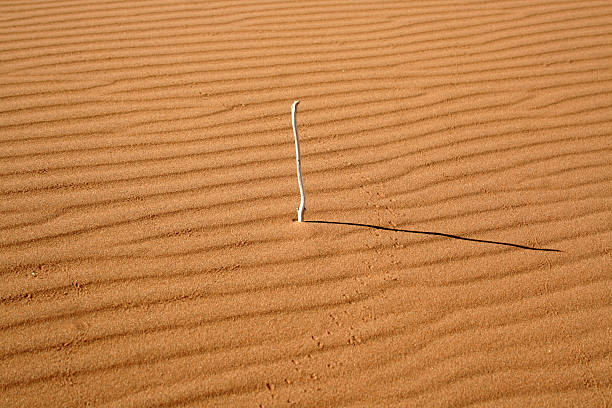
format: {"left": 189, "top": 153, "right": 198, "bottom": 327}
{"left": 292, "top": 100, "right": 306, "bottom": 222}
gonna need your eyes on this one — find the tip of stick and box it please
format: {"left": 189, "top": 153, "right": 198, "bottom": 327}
{"left": 293, "top": 100, "right": 300, "bottom": 107}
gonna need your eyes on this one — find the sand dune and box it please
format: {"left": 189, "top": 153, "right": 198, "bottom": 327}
{"left": 1, "top": 0, "right": 611, "bottom": 406}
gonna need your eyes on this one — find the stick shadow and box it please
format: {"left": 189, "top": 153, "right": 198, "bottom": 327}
{"left": 305, "top": 220, "right": 562, "bottom": 252}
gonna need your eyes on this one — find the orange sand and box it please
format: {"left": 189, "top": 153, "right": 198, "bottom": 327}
{"left": 1, "top": 0, "right": 611, "bottom": 407}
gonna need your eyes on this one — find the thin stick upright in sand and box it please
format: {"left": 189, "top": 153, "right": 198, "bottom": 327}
{"left": 292, "top": 100, "right": 306, "bottom": 222}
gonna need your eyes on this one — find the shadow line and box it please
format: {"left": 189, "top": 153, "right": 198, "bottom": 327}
{"left": 305, "top": 220, "right": 562, "bottom": 252}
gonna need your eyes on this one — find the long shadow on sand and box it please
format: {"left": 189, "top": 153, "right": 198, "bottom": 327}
{"left": 305, "top": 220, "right": 562, "bottom": 252}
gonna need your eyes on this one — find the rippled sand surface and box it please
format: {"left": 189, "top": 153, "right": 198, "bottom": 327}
{"left": 1, "top": 1, "right": 611, "bottom": 406}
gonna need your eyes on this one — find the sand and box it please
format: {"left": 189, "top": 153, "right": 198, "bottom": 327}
{"left": 1, "top": 0, "right": 611, "bottom": 406}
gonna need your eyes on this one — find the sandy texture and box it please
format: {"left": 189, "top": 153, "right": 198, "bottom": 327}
{"left": 1, "top": 0, "right": 611, "bottom": 407}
